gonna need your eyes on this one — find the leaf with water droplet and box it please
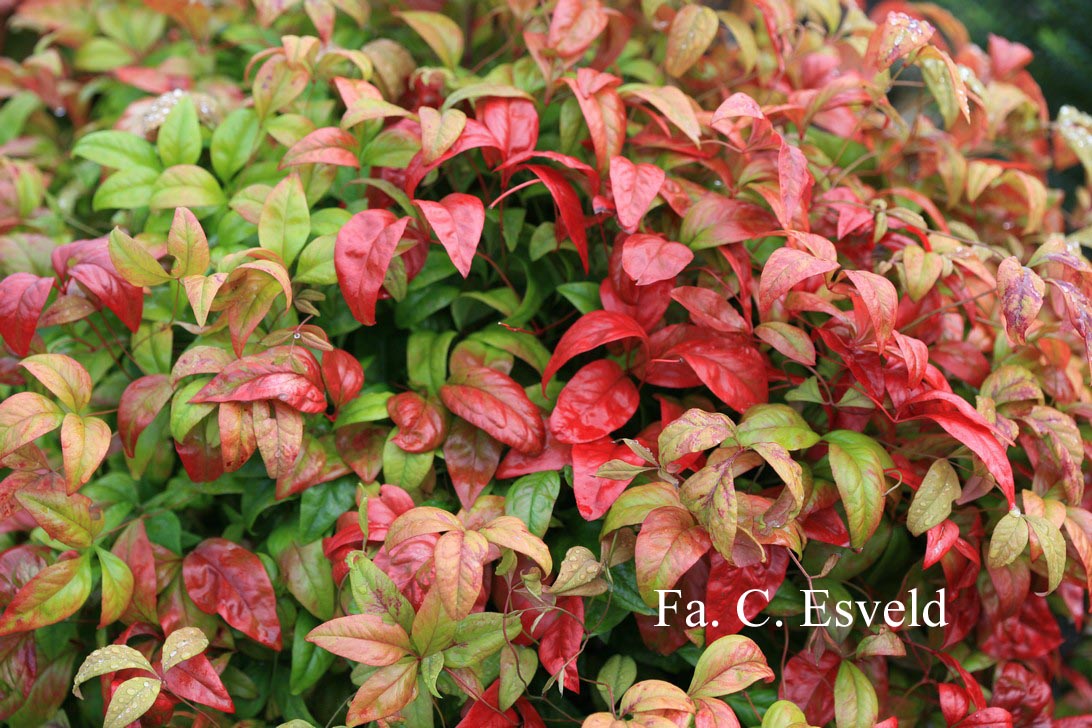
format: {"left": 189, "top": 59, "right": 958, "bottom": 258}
{"left": 72, "top": 645, "right": 156, "bottom": 699}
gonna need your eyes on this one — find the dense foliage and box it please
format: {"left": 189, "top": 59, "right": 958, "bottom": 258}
{"left": 2, "top": 0, "right": 1092, "bottom": 725}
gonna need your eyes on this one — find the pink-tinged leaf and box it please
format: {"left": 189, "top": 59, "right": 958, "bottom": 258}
{"left": 0, "top": 392, "right": 63, "bottom": 461}
{"left": 610, "top": 157, "right": 665, "bottom": 233}
{"left": 543, "top": 310, "right": 650, "bottom": 389}
{"left": 996, "top": 256, "right": 1044, "bottom": 344}
{"left": 520, "top": 164, "right": 590, "bottom": 271}
{"left": 572, "top": 436, "right": 644, "bottom": 520}
{"left": 843, "top": 269, "right": 898, "bottom": 348}
{"left": 253, "top": 401, "right": 303, "bottom": 479}
{"left": 281, "top": 127, "right": 360, "bottom": 168}
{"left": 20, "top": 353, "right": 92, "bottom": 413}
{"left": 562, "top": 68, "right": 625, "bottom": 174}
{"left": 695, "top": 698, "right": 743, "bottom": 728}
{"left": 167, "top": 208, "right": 210, "bottom": 278}
{"left": 711, "top": 92, "right": 764, "bottom": 124}
{"left": 0, "top": 554, "right": 92, "bottom": 636}
{"left": 0, "top": 273, "right": 53, "bottom": 356}
{"left": 547, "top": 0, "right": 608, "bottom": 60}
{"left": 15, "top": 488, "right": 97, "bottom": 548}
{"left": 779, "top": 651, "right": 840, "bottom": 725}
{"left": 190, "top": 346, "right": 326, "bottom": 414}
{"left": 336, "top": 423, "right": 387, "bottom": 482}
{"left": 321, "top": 349, "right": 364, "bottom": 410}
{"left": 444, "top": 418, "right": 503, "bottom": 509}
{"left": 549, "top": 359, "right": 638, "bottom": 444}
{"left": 479, "top": 98, "right": 539, "bottom": 165}
{"left": 333, "top": 76, "right": 383, "bottom": 107}
{"left": 60, "top": 414, "right": 111, "bottom": 493}
{"left": 671, "top": 287, "right": 749, "bottom": 334}
{"left": 925, "top": 520, "right": 960, "bottom": 569}
{"left": 758, "top": 247, "right": 839, "bottom": 316}
{"left": 440, "top": 365, "right": 544, "bottom": 454}
{"left": 896, "top": 391, "right": 1015, "bottom": 507}
{"left": 635, "top": 506, "right": 711, "bottom": 605}
{"left": 118, "top": 375, "right": 172, "bottom": 458}
{"left": 418, "top": 193, "right": 486, "bottom": 278}
{"left": 434, "top": 529, "right": 490, "bottom": 619}
{"left": 419, "top": 106, "right": 467, "bottom": 164}
{"left": 866, "top": 11, "right": 936, "bottom": 70}
{"left": 755, "top": 322, "right": 816, "bottom": 366}
{"left": 182, "top": 537, "right": 282, "bottom": 650}
{"left": 620, "top": 234, "right": 693, "bottom": 285}
{"left": 670, "top": 337, "right": 768, "bottom": 412}
{"left": 345, "top": 657, "right": 418, "bottom": 726}
{"left": 335, "top": 210, "right": 411, "bottom": 326}
{"left": 537, "top": 595, "right": 584, "bottom": 693}
{"left": 181, "top": 273, "right": 225, "bottom": 328}
{"left": 689, "top": 635, "right": 774, "bottom": 698}
{"left": 163, "top": 652, "right": 234, "bottom": 713}
{"left": 51, "top": 238, "right": 144, "bottom": 332}
{"left": 305, "top": 613, "right": 413, "bottom": 665}
{"left": 680, "top": 196, "right": 778, "bottom": 248}
{"left": 775, "top": 142, "right": 813, "bottom": 231}
{"left": 387, "top": 392, "right": 447, "bottom": 453}
{"left": 219, "top": 402, "right": 257, "bottom": 473}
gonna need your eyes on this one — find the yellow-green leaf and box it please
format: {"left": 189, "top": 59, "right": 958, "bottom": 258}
{"left": 108, "top": 228, "right": 169, "bottom": 286}
{"left": 104, "top": 676, "right": 161, "bottom": 728}
{"left": 398, "top": 11, "right": 464, "bottom": 69}
{"left": 834, "top": 661, "right": 878, "bottom": 728}
{"left": 665, "top": 4, "right": 718, "bottom": 77}
{"left": 73, "top": 644, "right": 156, "bottom": 699}
{"left": 907, "top": 459, "right": 960, "bottom": 537}
{"left": 988, "top": 511, "right": 1029, "bottom": 569}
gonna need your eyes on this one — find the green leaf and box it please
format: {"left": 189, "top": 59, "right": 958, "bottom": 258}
{"left": 1026, "top": 514, "right": 1066, "bottom": 593}
{"left": 499, "top": 644, "right": 538, "bottom": 710}
{"left": 295, "top": 235, "right": 337, "bottom": 284}
{"left": 348, "top": 551, "right": 415, "bottom": 632}
{"left": 834, "top": 661, "right": 878, "bottom": 728}
{"left": 505, "top": 471, "right": 560, "bottom": 538}
{"left": 104, "top": 676, "right": 161, "bottom": 728}
{"left": 278, "top": 538, "right": 336, "bottom": 620}
{"left": 150, "top": 165, "right": 225, "bottom": 210}
{"left": 93, "top": 167, "right": 159, "bottom": 210}
{"left": 383, "top": 429, "right": 434, "bottom": 490}
{"left": 442, "top": 612, "right": 521, "bottom": 667}
{"left": 259, "top": 173, "right": 310, "bottom": 266}
{"left": 824, "top": 430, "right": 893, "bottom": 549}
{"left": 291, "top": 612, "right": 336, "bottom": 695}
{"left": 157, "top": 95, "right": 202, "bottom": 167}
{"left": 161, "top": 627, "right": 209, "bottom": 673}
{"left": 73, "top": 130, "right": 160, "bottom": 171}
{"left": 596, "top": 654, "right": 636, "bottom": 707}
{"left": 907, "top": 459, "right": 960, "bottom": 537}
{"left": 300, "top": 479, "right": 356, "bottom": 541}
{"left": 212, "top": 108, "right": 261, "bottom": 181}
{"left": 736, "top": 404, "right": 819, "bottom": 450}
{"left": 108, "top": 228, "right": 169, "bottom": 286}
{"left": 96, "top": 548, "right": 135, "bottom": 628}
{"left": 397, "top": 11, "right": 464, "bottom": 69}
{"left": 988, "top": 511, "right": 1029, "bottom": 569}
{"left": 16, "top": 489, "right": 97, "bottom": 548}
{"left": 72, "top": 644, "right": 156, "bottom": 699}
{"left": 688, "top": 634, "right": 773, "bottom": 699}
{"left": 407, "top": 330, "right": 456, "bottom": 396}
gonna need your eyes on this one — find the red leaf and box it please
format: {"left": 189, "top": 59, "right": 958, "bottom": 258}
{"left": 939, "top": 683, "right": 970, "bottom": 724}
{"left": 620, "top": 234, "right": 693, "bottom": 286}
{"left": 779, "top": 650, "right": 840, "bottom": 725}
{"left": 190, "top": 346, "right": 326, "bottom": 414}
{"left": 335, "top": 210, "right": 412, "bottom": 326}
{"left": 758, "top": 247, "right": 839, "bottom": 315}
{"left": 572, "top": 436, "right": 643, "bottom": 520}
{"left": 635, "top": 506, "right": 712, "bottom": 602}
{"left": 547, "top": 0, "right": 608, "bottom": 60}
{"left": 444, "top": 418, "right": 503, "bottom": 509}
{"left": 321, "top": 349, "right": 364, "bottom": 411}
{"left": 896, "top": 391, "right": 1015, "bottom": 506}
{"left": 479, "top": 98, "right": 539, "bottom": 165}
{"left": 0, "top": 273, "right": 52, "bottom": 356}
{"left": 182, "top": 538, "right": 282, "bottom": 650}
{"left": 520, "top": 164, "right": 590, "bottom": 272}
{"left": 387, "top": 392, "right": 447, "bottom": 453}
{"left": 253, "top": 401, "right": 303, "bottom": 478}
{"left": 549, "top": 359, "right": 638, "bottom": 444}
{"left": 417, "top": 193, "right": 485, "bottom": 278}
{"left": 774, "top": 142, "right": 813, "bottom": 231}
{"left": 996, "top": 256, "right": 1044, "bottom": 344}
{"left": 542, "top": 310, "right": 649, "bottom": 389}
{"left": 537, "top": 595, "right": 583, "bottom": 693}
{"left": 706, "top": 547, "right": 789, "bottom": 640}
{"left": 163, "top": 652, "right": 235, "bottom": 713}
{"left": 495, "top": 417, "right": 571, "bottom": 479}
{"left": 562, "top": 68, "right": 625, "bottom": 173}
{"left": 51, "top": 238, "right": 144, "bottom": 332}
{"left": 610, "top": 156, "right": 665, "bottom": 233}
{"left": 670, "top": 287, "right": 749, "bottom": 334}
{"left": 670, "top": 336, "right": 768, "bottom": 412}
{"left": 112, "top": 520, "right": 158, "bottom": 625}
{"left": 924, "top": 519, "right": 960, "bottom": 569}
{"left": 954, "top": 708, "right": 1014, "bottom": 727}
{"left": 335, "top": 423, "right": 387, "bottom": 482}
{"left": 118, "top": 375, "right": 172, "bottom": 458}
{"left": 280, "top": 127, "right": 360, "bottom": 168}
{"left": 843, "top": 270, "right": 898, "bottom": 348}
{"left": 440, "top": 365, "right": 544, "bottom": 454}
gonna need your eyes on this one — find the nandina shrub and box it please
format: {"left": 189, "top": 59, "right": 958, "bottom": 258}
{"left": 1, "top": 0, "right": 1092, "bottom": 725}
